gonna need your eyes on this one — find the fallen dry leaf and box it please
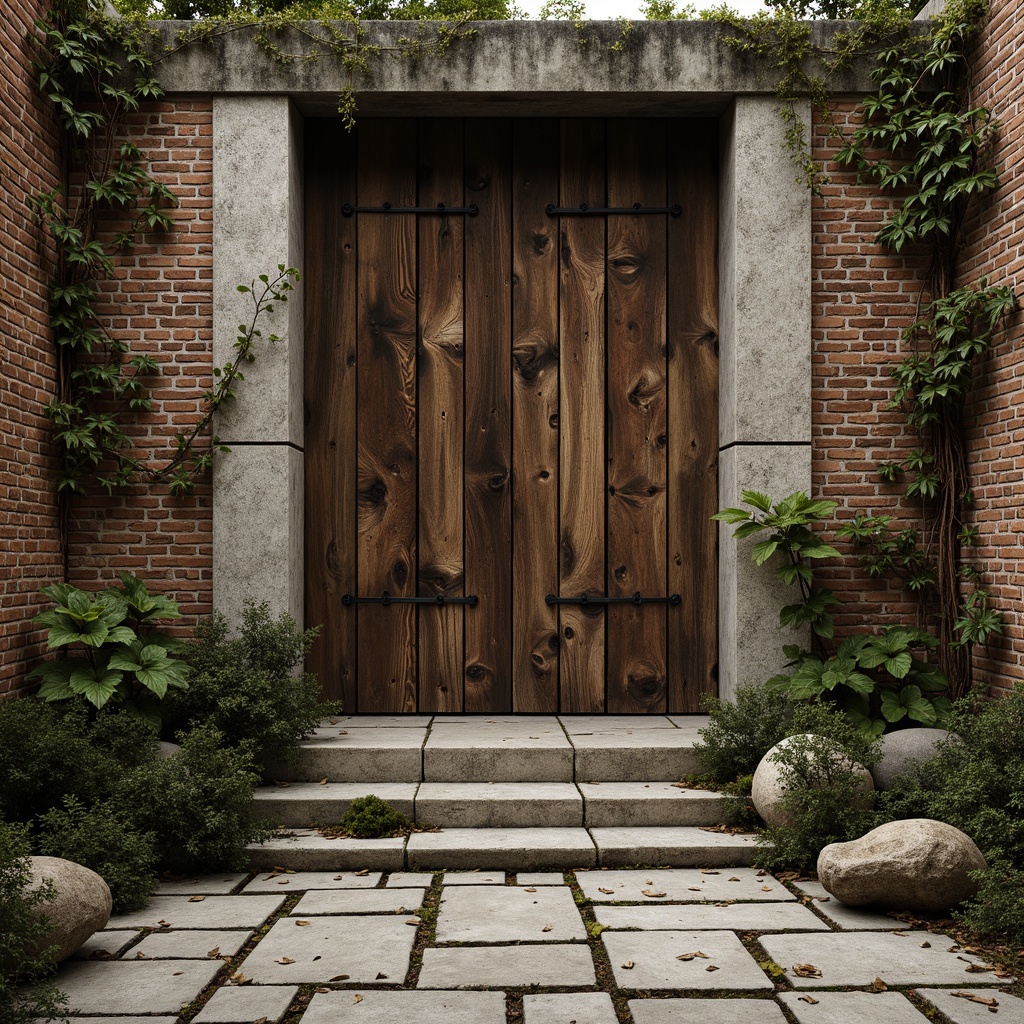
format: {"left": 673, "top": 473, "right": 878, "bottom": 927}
{"left": 135, "top": 952, "right": 148, "bottom": 960}
{"left": 621, "top": 960, "right": 635, "bottom": 969}
{"left": 334, "top": 875, "right": 345, "bottom": 880}
{"left": 275, "top": 957, "right": 296, "bottom": 965}
{"left": 277, "top": 879, "right": 290, "bottom": 885}
{"left": 231, "top": 971, "right": 252, "bottom": 986}
{"left": 920, "top": 941, "right": 931, "bottom": 949}
{"left": 315, "top": 987, "right": 330, "bottom": 994}
{"left": 319, "top": 778, "right": 328, "bottom": 785}
{"left": 965, "top": 963, "right": 997, "bottom": 974}
{"left": 206, "top": 947, "right": 221, "bottom": 958}
{"left": 353, "top": 994, "right": 363, "bottom": 1004}
{"left": 793, "top": 964, "right": 822, "bottom": 979}
{"left": 699, "top": 870, "right": 720, "bottom": 875}
{"left": 376, "top": 972, "right": 388, "bottom": 979}
{"left": 688, "top": 887, "right": 703, "bottom": 892}
{"left": 173, "top": 971, "right": 183, "bottom": 976}
{"left": 524, "top": 887, "right": 538, "bottom": 893}
{"left": 760, "top": 886, "right": 773, "bottom": 892}
{"left": 798, "top": 996, "right": 819, "bottom": 1005}
{"left": 157, "top": 920, "right": 171, "bottom": 928}
{"left": 705, "top": 965, "right": 719, "bottom": 972}
{"left": 676, "top": 951, "right": 709, "bottom": 961}
{"left": 295, "top": 921, "right": 311, "bottom": 927}
{"left": 951, "top": 992, "right": 999, "bottom": 1007}
{"left": 542, "top": 925, "right": 553, "bottom": 933}
{"left": 816, "top": 896, "right": 831, "bottom": 903}
{"left": 406, "top": 918, "right": 422, "bottom": 926}
{"left": 598, "top": 888, "right": 616, "bottom": 895}
{"left": 729, "top": 877, "right": 741, "bottom": 882}
{"left": 892, "top": 930, "right": 907, "bottom": 936}
{"left": 188, "top": 895, "right": 206, "bottom": 903}
{"left": 355, "top": 869, "right": 370, "bottom": 876}
{"left": 642, "top": 890, "right": 667, "bottom": 898}
{"left": 330, "top": 974, "right": 350, "bottom": 982}
{"left": 714, "top": 901, "right": 734, "bottom": 908}
{"left": 254, "top": 1018, "right": 268, "bottom": 1024}
{"left": 867, "top": 977, "right": 888, "bottom": 992}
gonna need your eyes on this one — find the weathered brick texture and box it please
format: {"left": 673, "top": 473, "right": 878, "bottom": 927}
{"left": 0, "top": 0, "right": 62, "bottom": 695}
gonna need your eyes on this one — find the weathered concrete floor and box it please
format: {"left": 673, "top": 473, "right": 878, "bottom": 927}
{"left": 45, "top": 869, "right": 1021, "bottom": 1024}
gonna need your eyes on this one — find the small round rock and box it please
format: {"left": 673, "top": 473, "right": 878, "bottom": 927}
{"left": 818, "top": 818, "right": 985, "bottom": 913}
{"left": 751, "top": 734, "right": 874, "bottom": 828}
{"left": 871, "top": 728, "right": 957, "bottom": 790}
{"left": 27, "top": 857, "right": 113, "bottom": 963}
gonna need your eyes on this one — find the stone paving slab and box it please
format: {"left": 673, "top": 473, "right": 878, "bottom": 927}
{"left": 155, "top": 874, "right": 250, "bottom": 896}
{"left": 416, "top": 781, "right": 583, "bottom": 827}
{"left": 436, "top": 885, "right": 586, "bottom": 942}
{"left": 407, "top": 828, "right": 596, "bottom": 870}
{"left": 523, "top": 991, "right": 618, "bottom": 1023}
{"left": 108, "top": 894, "right": 285, "bottom": 929}
{"left": 48, "top": 959, "right": 222, "bottom": 1014}
{"left": 253, "top": 782, "right": 419, "bottom": 824}
{"left": 442, "top": 870, "right": 507, "bottom": 884}
{"left": 665, "top": 716, "right": 711, "bottom": 733}
{"left": 387, "top": 871, "right": 435, "bottom": 887}
{"left": 759, "top": 931, "right": 1003, "bottom": 988}
{"left": 302, "top": 989, "right": 507, "bottom": 1023}
{"left": 917, "top": 988, "right": 1024, "bottom": 1023}
{"left": 559, "top": 716, "right": 677, "bottom": 733}
{"left": 423, "top": 724, "right": 573, "bottom": 782}
{"left": 576, "top": 868, "right": 791, "bottom": 902}
{"left": 595, "top": 902, "right": 829, "bottom": 932}
{"left": 242, "top": 870, "right": 384, "bottom": 893}
{"left": 71, "top": 930, "right": 139, "bottom": 959}
{"left": 571, "top": 733, "right": 699, "bottom": 781}
{"left": 581, "top": 783, "right": 725, "bottom": 828}
{"left": 236, "top": 915, "right": 416, "bottom": 984}
{"left": 191, "top": 983, "right": 299, "bottom": 1023}
{"left": 290, "top": 888, "right": 427, "bottom": 915}
{"left": 517, "top": 872, "right": 567, "bottom": 885}
{"left": 602, "top": 931, "right": 774, "bottom": 991}
{"left": 591, "top": 828, "right": 758, "bottom": 867}
{"left": 790, "top": 880, "right": 901, "bottom": 930}
{"left": 417, "top": 943, "right": 596, "bottom": 988}
{"left": 247, "top": 830, "right": 406, "bottom": 871}
{"left": 778, "top": 990, "right": 930, "bottom": 1023}
{"left": 628, "top": 997, "right": 786, "bottom": 1023}
{"left": 131, "top": 929, "right": 252, "bottom": 959}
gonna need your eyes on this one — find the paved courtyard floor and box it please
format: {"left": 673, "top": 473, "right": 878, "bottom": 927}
{"left": 45, "top": 867, "right": 1022, "bottom": 1023}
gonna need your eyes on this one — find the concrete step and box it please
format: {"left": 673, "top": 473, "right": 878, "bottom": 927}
{"left": 268, "top": 714, "right": 709, "bottom": 784}
{"left": 252, "top": 782, "right": 419, "bottom": 827}
{"left": 415, "top": 782, "right": 583, "bottom": 827}
{"left": 246, "top": 825, "right": 757, "bottom": 872}
{"left": 580, "top": 783, "right": 725, "bottom": 827}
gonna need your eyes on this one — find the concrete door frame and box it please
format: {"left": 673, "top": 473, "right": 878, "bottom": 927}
{"left": 209, "top": 95, "right": 812, "bottom": 699}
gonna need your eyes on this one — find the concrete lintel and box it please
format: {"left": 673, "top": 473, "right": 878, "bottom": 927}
{"left": 719, "top": 96, "right": 812, "bottom": 447}
{"left": 718, "top": 443, "right": 812, "bottom": 699}
{"left": 151, "top": 20, "right": 874, "bottom": 101}
{"left": 213, "top": 96, "right": 304, "bottom": 447}
{"left": 212, "top": 443, "right": 303, "bottom": 626}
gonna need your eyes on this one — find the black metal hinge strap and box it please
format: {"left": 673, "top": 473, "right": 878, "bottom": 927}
{"left": 545, "top": 203, "right": 682, "bottom": 218}
{"left": 342, "top": 203, "right": 479, "bottom": 217}
{"left": 342, "top": 592, "right": 479, "bottom": 607}
{"left": 545, "top": 592, "right": 682, "bottom": 607}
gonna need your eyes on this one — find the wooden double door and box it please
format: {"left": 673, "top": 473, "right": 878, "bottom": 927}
{"left": 304, "top": 117, "right": 718, "bottom": 714}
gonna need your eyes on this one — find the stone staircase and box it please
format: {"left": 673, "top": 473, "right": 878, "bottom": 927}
{"left": 247, "top": 714, "right": 758, "bottom": 871}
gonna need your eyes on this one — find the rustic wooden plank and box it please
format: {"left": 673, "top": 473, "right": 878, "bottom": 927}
{"left": 511, "top": 119, "right": 560, "bottom": 712}
{"left": 558, "top": 118, "right": 606, "bottom": 714}
{"left": 417, "top": 118, "right": 465, "bottom": 713}
{"left": 605, "top": 118, "right": 668, "bottom": 713}
{"left": 356, "top": 119, "right": 418, "bottom": 713}
{"left": 667, "top": 119, "right": 719, "bottom": 712}
{"left": 463, "top": 118, "right": 513, "bottom": 712}
{"left": 303, "top": 121, "right": 357, "bottom": 709}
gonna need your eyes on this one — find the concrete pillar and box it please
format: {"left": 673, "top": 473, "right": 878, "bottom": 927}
{"left": 212, "top": 96, "right": 304, "bottom": 625}
{"left": 717, "top": 96, "right": 813, "bottom": 698}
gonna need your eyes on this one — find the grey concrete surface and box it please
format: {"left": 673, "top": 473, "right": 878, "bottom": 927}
{"left": 253, "top": 781, "right": 419, "bottom": 825}
{"left": 302, "top": 989, "right": 507, "bottom": 1023}
{"left": 423, "top": 723, "right": 574, "bottom": 782}
{"left": 591, "top": 826, "right": 758, "bottom": 867}
{"left": 241, "top": 870, "right": 385, "bottom": 893}
{"left": 580, "top": 783, "right": 725, "bottom": 827}
{"left": 155, "top": 874, "right": 250, "bottom": 896}
{"left": 778, "top": 990, "right": 931, "bottom": 1023}
{"left": 130, "top": 929, "right": 252, "bottom": 959}
{"left": 435, "top": 884, "right": 586, "bottom": 942}
{"left": 629, "top": 998, "right": 788, "bottom": 1023}
{"left": 576, "top": 868, "right": 793, "bottom": 903}
{"left": 191, "top": 984, "right": 300, "bottom": 1023}
{"left": 915, "top": 988, "right": 1024, "bottom": 1023}
{"left": 595, "top": 902, "right": 829, "bottom": 932}
{"left": 791, "top": 879, "right": 902, "bottom": 930}
{"left": 416, "top": 781, "right": 583, "bottom": 827}
{"left": 108, "top": 895, "right": 285, "bottom": 930}
{"left": 418, "top": 943, "right": 597, "bottom": 988}
{"left": 290, "top": 888, "right": 426, "bottom": 914}
{"left": 524, "top": 991, "right": 619, "bottom": 1024}
{"left": 407, "top": 827, "right": 597, "bottom": 870}
{"left": 247, "top": 830, "right": 406, "bottom": 871}
{"left": 572, "top": 731, "right": 701, "bottom": 781}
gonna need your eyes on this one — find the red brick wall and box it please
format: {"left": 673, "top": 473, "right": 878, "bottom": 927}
{"left": 66, "top": 100, "right": 215, "bottom": 628}
{"left": 0, "top": 0, "right": 62, "bottom": 695}
{"left": 959, "top": 0, "right": 1024, "bottom": 696}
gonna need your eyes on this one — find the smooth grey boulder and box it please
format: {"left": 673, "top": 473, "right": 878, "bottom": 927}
{"left": 818, "top": 818, "right": 985, "bottom": 912}
{"left": 751, "top": 734, "right": 874, "bottom": 828}
{"left": 156, "top": 741, "right": 180, "bottom": 759}
{"left": 27, "top": 857, "right": 112, "bottom": 963}
{"left": 872, "top": 728, "right": 957, "bottom": 790}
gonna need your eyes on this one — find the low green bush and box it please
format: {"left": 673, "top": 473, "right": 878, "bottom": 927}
{"left": 341, "top": 796, "right": 409, "bottom": 838}
{"left": 34, "top": 797, "right": 157, "bottom": 913}
{"left": 0, "top": 822, "right": 69, "bottom": 1024}
{"left": 879, "top": 686, "right": 1024, "bottom": 943}
{"left": 127, "top": 724, "right": 274, "bottom": 875}
{"left": 162, "top": 602, "right": 337, "bottom": 763}
{"left": 693, "top": 684, "right": 792, "bottom": 784}
{"left": 755, "top": 703, "right": 881, "bottom": 872}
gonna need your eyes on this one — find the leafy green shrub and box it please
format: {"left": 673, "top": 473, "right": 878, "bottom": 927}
{"left": 27, "top": 573, "right": 189, "bottom": 722}
{"left": 0, "top": 700, "right": 156, "bottom": 824}
{"left": 693, "top": 684, "right": 792, "bottom": 784}
{"left": 162, "top": 602, "right": 336, "bottom": 763}
{"left": 956, "top": 861, "right": 1024, "bottom": 948}
{"left": 126, "top": 724, "right": 274, "bottom": 874}
{"left": 0, "top": 821, "right": 69, "bottom": 1024}
{"left": 755, "top": 704, "right": 881, "bottom": 872}
{"left": 720, "top": 774, "right": 762, "bottom": 831}
{"left": 341, "top": 796, "right": 409, "bottom": 839}
{"left": 34, "top": 797, "right": 157, "bottom": 913}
